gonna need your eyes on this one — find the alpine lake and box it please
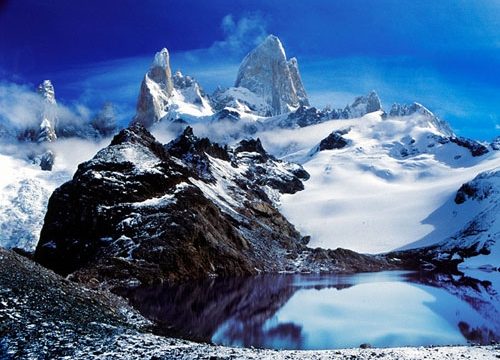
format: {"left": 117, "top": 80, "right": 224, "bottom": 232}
{"left": 116, "top": 270, "right": 500, "bottom": 350}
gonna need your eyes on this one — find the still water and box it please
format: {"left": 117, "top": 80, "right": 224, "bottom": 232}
{"left": 119, "top": 270, "right": 500, "bottom": 350}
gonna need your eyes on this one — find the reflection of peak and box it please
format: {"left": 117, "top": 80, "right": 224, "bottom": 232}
{"left": 118, "top": 275, "right": 296, "bottom": 342}
{"left": 408, "top": 272, "right": 500, "bottom": 345}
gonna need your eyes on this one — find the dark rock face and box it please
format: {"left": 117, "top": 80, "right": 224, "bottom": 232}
{"left": 491, "top": 136, "right": 500, "bottom": 151}
{"left": 318, "top": 130, "right": 350, "bottom": 151}
{"left": 449, "top": 137, "right": 489, "bottom": 157}
{"left": 212, "top": 108, "right": 241, "bottom": 123}
{"left": 284, "top": 106, "right": 325, "bottom": 128}
{"left": 455, "top": 183, "right": 478, "bottom": 204}
{"left": 35, "top": 125, "right": 395, "bottom": 288}
{"left": 36, "top": 125, "right": 262, "bottom": 284}
{"left": 39, "top": 150, "right": 55, "bottom": 171}
{"left": 233, "top": 138, "right": 309, "bottom": 194}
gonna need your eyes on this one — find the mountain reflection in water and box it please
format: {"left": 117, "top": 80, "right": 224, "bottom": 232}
{"left": 117, "top": 271, "right": 500, "bottom": 350}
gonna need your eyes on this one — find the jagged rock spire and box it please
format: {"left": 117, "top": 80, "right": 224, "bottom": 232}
{"left": 37, "top": 80, "right": 56, "bottom": 105}
{"left": 133, "top": 48, "right": 174, "bottom": 127}
{"left": 235, "top": 35, "right": 309, "bottom": 116}
{"left": 36, "top": 80, "right": 57, "bottom": 143}
{"left": 349, "top": 90, "right": 382, "bottom": 118}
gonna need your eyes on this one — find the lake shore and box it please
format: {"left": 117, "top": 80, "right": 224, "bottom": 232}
{"left": 77, "top": 333, "right": 500, "bottom": 360}
{"left": 2, "top": 247, "right": 499, "bottom": 359}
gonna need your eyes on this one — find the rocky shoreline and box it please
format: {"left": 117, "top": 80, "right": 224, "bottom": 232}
{"left": 1, "top": 247, "right": 499, "bottom": 359}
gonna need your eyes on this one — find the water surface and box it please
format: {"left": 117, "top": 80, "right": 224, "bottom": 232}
{"left": 119, "top": 270, "right": 500, "bottom": 350}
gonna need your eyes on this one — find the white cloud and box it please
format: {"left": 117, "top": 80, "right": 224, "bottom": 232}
{"left": 0, "top": 81, "right": 43, "bottom": 129}
{"left": 0, "top": 80, "right": 96, "bottom": 135}
{"left": 211, "top": 13, "right": 268, "bottom": 57}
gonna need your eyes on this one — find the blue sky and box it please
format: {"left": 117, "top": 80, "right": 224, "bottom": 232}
{"left": 0, "top": 0, "right": 499, "bottom": 140}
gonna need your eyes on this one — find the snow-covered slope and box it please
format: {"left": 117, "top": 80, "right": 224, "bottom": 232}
{"left": 0, "top": 153, "right": 70, "bottom": 251}
{"left": 255, "top": 111, "right": 500, "bottom": 256}
{"left": 442, "top": 169, "right": 500, "bottom": 270}
{"left": 0, "top": 136, "right": 112, "bottom": 251}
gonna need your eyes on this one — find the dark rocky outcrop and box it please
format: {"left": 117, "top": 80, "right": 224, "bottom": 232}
{"left": 491, "top": 136, "right": 500, "bottom": 151}
{"left": 455, "top": 183, "right": 479, "bottom": 204}
{"left": 35, "top": 125, "right": 393, "bottom": 288}
{"left": 283, "top": 106, "right": 325, "bottom": 128}
{"left": 39, "top": 150, "right": 55, "bottom": 171}
{"left": 449, "top": 136, "right": 489, "bottom": 157}
{"left": 318, "top": 130, "right": 350, "bottom": 151}
{"left": 212, "top": 108, "right": 241, "bottom": 123}
{"left": 233, "top": 138, "right": 309, "bottom": 194}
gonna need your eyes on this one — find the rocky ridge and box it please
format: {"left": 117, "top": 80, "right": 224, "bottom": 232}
{"left": 34, "top": 125, "right": 393, "bottom": 288}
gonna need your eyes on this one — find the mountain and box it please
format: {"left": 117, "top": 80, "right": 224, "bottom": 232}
{"left": 254, "top": 110, "right": 500, "bottom": 262}
{"left": 268, "top": 91, "right": 382, "bottom": 130}
{"left": 0, "top": 153, "right": 70, "bottom": 251}
{"left": 389, "top": 102, "right": 455, "bottom": 137}
{"left": 36, "top": 80, "right": 58, "bottom": 143}
{"left": 0, "top": 34, "right": 498, "bottom": 274}
{"left": 34, "top": 125, "right": 395, "bottom": 287}
{"left": 432, "top": 169, "right": 500, "bottom": 270}
{"left": 16, "top": 80, "right": 58, "bottom": 143}
{"left": 347, "top": 90, "right": 382, "bottom": 118}
{"left": 132, "top": 49, "right": 212, "bottom": 128}
{"left": 214, "top": 35, "right": 309, "bottom": 117}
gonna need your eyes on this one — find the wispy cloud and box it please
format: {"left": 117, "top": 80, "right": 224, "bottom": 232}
{"left": 212, "top": 13, "right": 268, "bottom": 57}
{"left": 301, "top": 55, "right": 499, "bottom": 140}
{"left": 0, "top": 80, "right": 93, "bottom": 133}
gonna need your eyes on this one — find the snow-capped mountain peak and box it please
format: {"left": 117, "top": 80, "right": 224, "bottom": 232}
{"left": 152, "top": 47, "right": 170, "bottom": 68}
{"left": 389, "top": 102, "right": 455, "bottom": 137}
{"left": 35, "top": 80, "right": 58, "bottom": 143}
{"left": 37, "top": 80, "right": 56, "bottom": 105}
{"left": 348, "top": 90, "right": 382, "bottom": 118}
{"left": 233, "top": 34, "right": 309, "bottom": 116}
{"left": 132, "top": 48, "right": 213, "bottom": 127}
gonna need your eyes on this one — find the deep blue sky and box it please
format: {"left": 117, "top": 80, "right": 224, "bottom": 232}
{"left": 0, "top": 0, "right": 499, "bottom": 140}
